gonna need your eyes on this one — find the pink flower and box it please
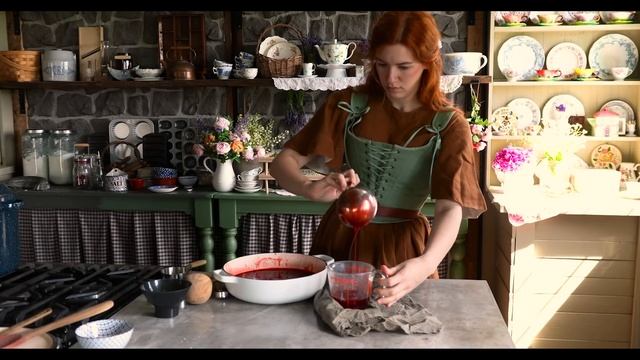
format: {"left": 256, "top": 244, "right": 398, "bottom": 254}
{"left": 255, "top": 146, "right": 266, "bottom": 158}
{"left": 240, "top": 131, "right": 251, "bottom": 142}
{"left": 193, "top": 144, "right": 204, "bottom": 157}
{"left": 243, "top": 147, "right": 255, "bottom": 160}
{"left": 216, "top": 142, "right": 231, "bottom": 155}
{"left": 214, "top": 116, "right": 231, "bottom": 131}
{"left": 473, "top": 141, "right": 486, "bottom": 152}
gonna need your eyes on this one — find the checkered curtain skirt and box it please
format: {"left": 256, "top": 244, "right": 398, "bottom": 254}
{"left": 238, "top": 214, "right": 449, "bottom": 278}
{"left": 18, "top": 209, "right": 199, "bottom": 267}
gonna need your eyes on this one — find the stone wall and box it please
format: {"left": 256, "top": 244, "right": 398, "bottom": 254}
{"left": 19, "top": 11, "right": 468, "bottom": 141}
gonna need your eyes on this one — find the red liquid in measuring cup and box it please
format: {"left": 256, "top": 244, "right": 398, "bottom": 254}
{"left": 335, "top": 290, "right": 370, "bottom": 309}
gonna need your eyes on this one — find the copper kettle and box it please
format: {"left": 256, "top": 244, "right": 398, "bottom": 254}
{"left": 164, "top": 47, "right": 197, "bottom": 80}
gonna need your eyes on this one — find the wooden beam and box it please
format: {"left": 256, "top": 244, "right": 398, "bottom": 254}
{"left": 6, "top": 11, "right": 27, "bottom": 174}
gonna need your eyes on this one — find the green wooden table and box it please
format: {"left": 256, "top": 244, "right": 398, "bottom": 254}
{"left": 15, "top": 186, "right": 217, "bottom": 271}
{"left": 213, "top": 192, "right": 468, "bottom": 278}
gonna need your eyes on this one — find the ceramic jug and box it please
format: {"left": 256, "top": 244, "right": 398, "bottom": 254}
{"left": 41, "top": 49, "right": 77, "bottom": 81}
{"left": 204, "top": 157, "right": 235, "bottom": 192}
{"left": 315, "top": 39, "right": 357, "bottom": 65}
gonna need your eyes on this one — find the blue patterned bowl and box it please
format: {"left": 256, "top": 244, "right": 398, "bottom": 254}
{"left": 152, "top": 167, "right": 178, "bottom": 179}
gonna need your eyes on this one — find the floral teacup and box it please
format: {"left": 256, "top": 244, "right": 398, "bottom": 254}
{"left": 574, "top": 68, "right": 598, "bottom": 79}
{"left": 502, "top": 68, "right": 522, "bottom": 81}
{"left": 536, "top": 69, "right": 562, "bottom": 80}
{"left": 503, "top": 13, "right": 527, "bottom": 24}
{"left": 537, "top": 13, "right": 562, "bottom": 24}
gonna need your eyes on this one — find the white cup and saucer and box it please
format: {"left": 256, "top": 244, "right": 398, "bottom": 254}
{"left": 298, "top": 63, "right": 317, "bottom": 78}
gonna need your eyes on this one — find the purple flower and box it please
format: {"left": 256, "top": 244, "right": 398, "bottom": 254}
{"left": 214, "top": 116, "right": 231, "bottom": 132}
{"left": 555, "top": 104, "right": 566, "bottom": 112}
{"left": 492, "top": 146, "right": 533, "bottom": 173}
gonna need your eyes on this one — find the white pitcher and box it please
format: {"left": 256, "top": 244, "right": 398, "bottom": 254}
{"left": 204, "top": 157, "right": 236, "bottom": 192}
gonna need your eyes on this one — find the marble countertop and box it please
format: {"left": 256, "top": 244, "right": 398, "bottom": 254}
{"left": 102, "top": 279, "right": 514, "bottom": 349}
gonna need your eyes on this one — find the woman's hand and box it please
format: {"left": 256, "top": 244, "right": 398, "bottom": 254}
{"left": 374, "top": 256, "right": 433, "bottom": 306}
{"left": 306, "top": 169, "right": 360, "bottom": 202}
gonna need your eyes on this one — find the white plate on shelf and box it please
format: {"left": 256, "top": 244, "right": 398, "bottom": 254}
{"left": 297, "top": 74, "right": 318, "bottom": 78}
{"left": 148, "top": 186, "right": 178, "bottom": 193}
{"left": 265, "top": 41, "right": 301, "bottom": 60}
{"left": 490, "top": 107, "right": 518, "bottom": 135}
{"left": 541, "top": 94, "right": 585, "bottom": 125}
{"left": 588, "top": 34, "right": 638, "bottom": 80}
{"left": 590, "top": 143, "right": 622, "bottom": 169}
{"left": 600, "top": 100, "right": 635, "bottom": 121}
{"left": 506, "top": 97, "right": 541, "bottom": 130}
{"left": 497, "top": 35, "right": 545, "bottom": 81}
{"left": 546, "top": 42, "right": 587, "bottom": 79}
{"left": 258, "top": 36, "right": 288, "bottom": 56}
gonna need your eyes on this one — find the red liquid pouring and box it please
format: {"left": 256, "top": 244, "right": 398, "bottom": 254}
{"left": 337, "top": 188, "right": 378, "bottom": 260}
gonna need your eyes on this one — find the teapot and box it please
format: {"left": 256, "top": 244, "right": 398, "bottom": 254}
{"left": 315, "top": 39, "right": 357, "bottom": 65}
{"left": 164, "top": 47, "right": 197, "bottom": 80}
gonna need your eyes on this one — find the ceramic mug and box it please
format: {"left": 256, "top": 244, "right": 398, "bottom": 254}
{"left": 443, "top": 52, "right": 488, "bottom": 75}
{"left": 537, "top": 12, "right": 562, "bottom": 24}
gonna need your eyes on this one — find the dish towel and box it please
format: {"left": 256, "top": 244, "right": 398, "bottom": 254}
{"left": 313, "top": 287, "right": 443, "bottom": 337}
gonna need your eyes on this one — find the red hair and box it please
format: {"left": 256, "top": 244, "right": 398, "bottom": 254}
{"left": 364, "top": 11, "right": 453, "bottom": 112}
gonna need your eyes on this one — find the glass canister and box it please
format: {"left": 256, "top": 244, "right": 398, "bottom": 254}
{"left": 22, "top": 129, "right": 50, "bottom": 180}
{"left": 73, "top": 155, "right": 92, "bottom": 189}
{"left": 48, "top": 129, "right": 75, "bottom": 185}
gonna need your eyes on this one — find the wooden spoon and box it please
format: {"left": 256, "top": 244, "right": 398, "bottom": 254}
{"left": 0, "top": 300, "right": 114, "bottom": 349}
{"left": 189, "top": 259, "right": 207, "bottom": 270}
{"left": 0, "top": 308, "right": 53, "bottom": 336}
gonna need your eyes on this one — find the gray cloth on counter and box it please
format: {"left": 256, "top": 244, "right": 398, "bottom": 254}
{"left": 313, "top": 287, "right": 443, "bottom": 337}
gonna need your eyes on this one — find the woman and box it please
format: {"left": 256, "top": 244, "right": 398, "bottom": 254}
{"left": 270, "top": 11, "right": 486, "bottom": 306}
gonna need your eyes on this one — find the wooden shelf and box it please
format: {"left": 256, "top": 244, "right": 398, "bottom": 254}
{"left": 0, "top": 75, "right": 491, "bottom": 90}
{"left": 0, "top": 78, "right": 276, "bottom": 90}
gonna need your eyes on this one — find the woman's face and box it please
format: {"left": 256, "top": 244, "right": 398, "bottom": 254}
{"left": 374, "top": 44, "right": 426, "bottom": 102}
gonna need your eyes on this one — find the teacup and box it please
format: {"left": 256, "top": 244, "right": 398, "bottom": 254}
{"left": 502, "top": 68, "right": 522, "bottom": 81}
{"left": 625, "top": 181, "right": 640, "bottom": 193}
{"left": 302, "top": 62, "right": 316, "bottom": 76}
{"left": 611, "top": 67, "right": 632, "bottom": 81}
{"left": 327, "top": 260, "right": 386, "bottom": 309}
{"left": 537, "top": 12, "right": 562, "bottom": 24}
{"left": 238, "top": 67, "right": 258, "bottom": 79}
{"left": 573, "top": 11, "right": 600, "bottom": 23}
{"left": 214, "top": 59, "right": 233, "bottom": 68}
{"left": 213, "top": 65, "right": 233, "bottom": 80}
{"left": 503, "top": 13, "right": 526, "bottom": 24}
{"left": 536, "top": 68, "right": 562, "bottom": 80}
{"left": 574, "top": 67, "right": 598, "bottom": 79}
{"left": 443, "top": 52, "right": 488, "bottom": 75}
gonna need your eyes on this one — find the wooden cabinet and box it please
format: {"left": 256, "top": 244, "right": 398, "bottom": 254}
{"left": 483, "top": 12, "right": 640, "bottom": 348}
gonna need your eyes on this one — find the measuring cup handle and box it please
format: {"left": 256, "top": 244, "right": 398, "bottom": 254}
{"left": 371, "top": 270, "right": 387, "bottom": 301}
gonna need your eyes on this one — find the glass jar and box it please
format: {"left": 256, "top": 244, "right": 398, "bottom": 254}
{"left": 73, "top": 156, "right": 92, "bottom": 189}
{"left": 22, "top": 129, "right": 49, "bottom": 180}
{"left": 48, "top": 129, "right": 75, "bottom": 185}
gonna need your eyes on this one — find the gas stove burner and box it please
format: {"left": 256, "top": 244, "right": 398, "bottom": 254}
{"left": 0, "top": 262, "right": 161, "bottom": 348}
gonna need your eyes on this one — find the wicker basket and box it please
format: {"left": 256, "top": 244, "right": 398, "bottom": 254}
{"left": 256, "top": 23, "right": 303, "bottom": 78}
{"left": 0, "top": 51, "right": 41, "bottom": 82}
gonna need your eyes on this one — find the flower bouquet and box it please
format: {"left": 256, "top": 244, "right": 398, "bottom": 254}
{"left": 492, "top": 145, "right": 534, "bottom": 193}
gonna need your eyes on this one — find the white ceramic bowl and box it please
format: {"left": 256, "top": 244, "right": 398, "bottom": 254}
{"left": 213, "top": 253, "right": 334, "bottom": 305}
{"left": 178, "top": 175, "right": 198, "bottom": 187}
{"left": 135, "top": 68, "right": 163, "bottom": 78}
{"left": 107, "top": 66, "right": 138, "bottom": 81}
{"left": 75, "top": 319, "right": 134, "bottom": 349}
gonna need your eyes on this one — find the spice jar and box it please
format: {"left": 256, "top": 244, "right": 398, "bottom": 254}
{"left": 22, "top": 129, "right": 50, "bottom": 180}
{"left": 48, "top": 129, "right": 75, "bottom": 185}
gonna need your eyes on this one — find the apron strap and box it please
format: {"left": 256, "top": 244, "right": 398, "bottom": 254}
{"left": 339, "top": 92, "right": 370, "bottom": 168}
